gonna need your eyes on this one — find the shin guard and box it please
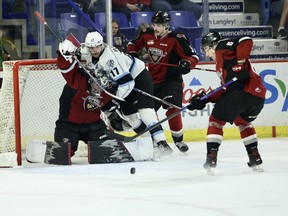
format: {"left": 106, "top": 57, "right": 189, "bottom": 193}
{"left": 88, "top": 139, "right": 134, "bottom": 164}
{"left": 44, "top": 141, "right": 72, "bottom": 165}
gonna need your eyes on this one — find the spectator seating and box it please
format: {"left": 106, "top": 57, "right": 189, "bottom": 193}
{"left": 130, "top": 12, "right": 155, "bottom": 29}
{"left": 60, "top": 12, "right": 96, "bottom": 41}
{"left": 2, "top": 0, "right": 27, "bottom": 19}
{"left": 94, "top": 12, "right": 136, "bottom": 40}
{"left": 194, "top": 37, "right": 205, "bottom": 61}
{"left": 262, "top": 0, "right": 271, "bottom": 25}
{"left": 261, "top": 0, "right": 282, "bottom": 25}
{"left": 167, "top": 11, "right": 202, "bottom": 48}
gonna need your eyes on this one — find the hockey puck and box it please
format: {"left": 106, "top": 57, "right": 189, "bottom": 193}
{"left": 130, "top": 167, "right": 136, "bottom": 174}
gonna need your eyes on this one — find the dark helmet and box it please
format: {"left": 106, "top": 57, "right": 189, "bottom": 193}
{"left": 151, "top": 11, "right": 171, "bottom": 24}
{"left": 201, "top": 32, "right": 222, "bottom": 47}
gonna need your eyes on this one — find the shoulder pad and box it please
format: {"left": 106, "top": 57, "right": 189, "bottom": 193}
{"left": 169, "top": 31, "right": 188, "bottom": 40}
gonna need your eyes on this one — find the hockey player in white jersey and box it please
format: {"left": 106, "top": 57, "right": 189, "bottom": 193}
{"left": 81, "top": 31, "right": 172, "bottom": 155}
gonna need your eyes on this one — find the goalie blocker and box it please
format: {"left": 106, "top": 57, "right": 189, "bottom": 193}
{"left": 26, "top": 137, "right": 153, "bottom": 164}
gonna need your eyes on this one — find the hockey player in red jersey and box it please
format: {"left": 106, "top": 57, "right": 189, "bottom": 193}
{"left": 55, "top": 34, "right": 115, "bottom": 157}
{"left": 127, "top": 11, "right": 199, "bottom": 152}
{"left": 188, "top": 32, "right": 267, "bottom": 174}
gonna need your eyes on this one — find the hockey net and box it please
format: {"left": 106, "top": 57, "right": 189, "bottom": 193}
{"left": 0, "top": 59, "right": 65, "bottom": 166}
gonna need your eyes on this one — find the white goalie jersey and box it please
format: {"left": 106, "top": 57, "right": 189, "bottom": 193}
{"left": 82, "top": 44, "right": 146, "bottom": 99}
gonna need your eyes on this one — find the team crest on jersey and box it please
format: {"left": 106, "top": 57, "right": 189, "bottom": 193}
{"left": 106, "top": 59, "right": 114, "bottom": 68}
{"left": 148, "top": 47, "right": 163, "bottom": 63}
{"left": 83, "top": 95, "right": 103, "bottom": 111}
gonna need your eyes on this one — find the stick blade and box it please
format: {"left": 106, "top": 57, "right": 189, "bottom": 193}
{"left": 104, "top": 130, "right": 126, "bottom": 141}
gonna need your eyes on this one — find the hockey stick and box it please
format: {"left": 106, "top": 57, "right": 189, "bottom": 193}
{"left": 34, "top": 11, "right": 62, "bottom": 42}
{"left": 105, "top": 77, "right": 238, "bottom": 142}
{"left": 34, "top": 11, "right": 124, "bottom": 101}
{"left": 73, "top": 57, "right": 125, "bottom": 101}
{"left": 133, "top": 87, "right": 182, "bottom": 109}
{"left": 150, "top": 62, "right": 217, "bottom": 72}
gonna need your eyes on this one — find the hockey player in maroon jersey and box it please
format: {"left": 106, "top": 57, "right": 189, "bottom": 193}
{"left": 54, "top": 33, "right": 116, "bottom": 158}
{"left": 188, "top": 32, "right": 267, "bottom": 174}
{"left": 127, "top": 11, "right": 199, "bottom": 152}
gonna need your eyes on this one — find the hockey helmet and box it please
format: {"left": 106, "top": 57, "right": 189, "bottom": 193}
{"left": 151, "top": 11, "right": 171, "bottom": 24}
{"left": 85, "top": 31, "right": 103, "bottom": 48}
{"left": 201, "top": 32, "right": 222, "bottom": 48}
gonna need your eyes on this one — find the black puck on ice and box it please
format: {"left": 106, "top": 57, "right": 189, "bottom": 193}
{"left": 130, "top": 167, "right": 136, "bottom": 174}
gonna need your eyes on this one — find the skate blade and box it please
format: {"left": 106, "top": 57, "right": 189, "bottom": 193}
{"left": 252, "top": 165, "right": 264, "bottom": 172}
{"left": 153, "top": 148, "right": 173, "bottom": 160}
{"left": 206, "top": 168, "right": 215, "bottom": 176}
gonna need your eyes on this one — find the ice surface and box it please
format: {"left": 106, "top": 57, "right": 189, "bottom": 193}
{"left": 0, "top": 138, "right": 287, "bottom": 216}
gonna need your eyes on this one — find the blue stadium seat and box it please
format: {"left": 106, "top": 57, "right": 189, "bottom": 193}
{"left": 2, "top": 0, "right": 28, "bottom": 19}
{"left": 168, "top": 11, "right": 202, "bottom": 48}
{"left": 60, "top": 12, "right": 96, "bottom": 41}
{"left": 261, "top": 0, "right": 271, "bottom": 25}
{"left": 94, "top": 12, "right": 136, "bottom": 40}
{"left": 194, "top": 37, "right": 204, "bottom": 61}
{"left": 130, "top": 12, "right": 155, "bottom": 29}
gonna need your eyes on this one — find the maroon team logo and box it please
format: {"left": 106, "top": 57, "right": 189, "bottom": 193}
{"left": 148, "top": 47, "right": 164, "bottom": 64}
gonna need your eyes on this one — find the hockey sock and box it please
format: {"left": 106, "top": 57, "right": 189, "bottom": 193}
{"left": 172, "top": 134, "right": 183, "bottom": 143}
{"left": 133, "top": 121, "right": 147, "bottom": 134}
{"left": 166, "top": 108, "right": 183, "bottom": 134}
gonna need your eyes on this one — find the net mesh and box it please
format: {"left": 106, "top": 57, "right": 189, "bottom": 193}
{"left": 0, "top": 60, "right": 65, "bottom": 155}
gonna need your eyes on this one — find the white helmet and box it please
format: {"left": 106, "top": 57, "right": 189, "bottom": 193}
{"left": 85, "top": 31, "right": 103, "bottom": 47}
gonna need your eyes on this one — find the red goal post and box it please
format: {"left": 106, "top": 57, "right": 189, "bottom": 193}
{"left": 0, "top": 59, "right": 65, "bottom": 166}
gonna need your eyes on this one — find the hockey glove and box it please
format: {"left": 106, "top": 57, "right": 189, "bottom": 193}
{"left": 106, "top": 111, "right": 132, "bottom": 132}
{"left": 187, "top": 91, "right": 208, "bottom": 110}
{"left": 59, "top": 34, "right": 80, "bottom": 63}
{"left": 231, "top": 64, "right": 250, "bottom": 82}
{"left": 179, "top": 59, "right": 191, "bottom": 75}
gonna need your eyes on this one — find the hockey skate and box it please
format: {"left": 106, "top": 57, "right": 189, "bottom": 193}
{"left": 175, "top": 141, "right": 189, "bottom": 153}
{"left": 203, "top": 151, "right": 217, "bottom": 175}
{"left": 247, "top": 149, "right": 263, "bottom": 172}
{"left": 155, "top": 141, "right": 173, "bottom": 158}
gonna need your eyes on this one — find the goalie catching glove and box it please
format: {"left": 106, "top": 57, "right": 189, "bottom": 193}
{"left": 59, "top": 33, "right": 81, "bottom": 63}
{"left": 187, "top": 91, "right": 208, "bottom": 110}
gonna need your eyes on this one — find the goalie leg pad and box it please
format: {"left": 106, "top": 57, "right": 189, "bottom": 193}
{"left": 26, "top": 140, "right": 47, "bottom": 163}
{"left": 123, "top": 137, "right": 154, "bottom": 161}
{"left": 44, "top": 142, "right": 72, "bottom": 165}
{"left": 88, "top": 139, "right": 134, "bottom": 164}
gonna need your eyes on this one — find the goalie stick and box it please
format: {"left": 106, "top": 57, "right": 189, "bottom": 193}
{"left": 105, "top": 77, "right": 238, "bottom": 142}
{"left": 34, "top": 11, "right": 125, "bottom": 102}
